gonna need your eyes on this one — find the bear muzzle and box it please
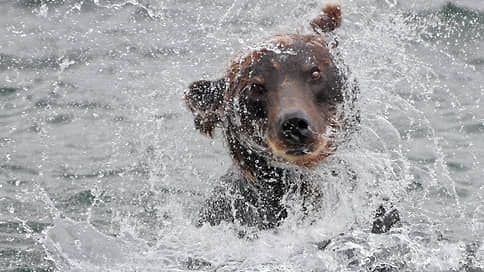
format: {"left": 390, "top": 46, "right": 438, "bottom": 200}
{"left": 277, "top": 109, "right": 315, "bottom": 153}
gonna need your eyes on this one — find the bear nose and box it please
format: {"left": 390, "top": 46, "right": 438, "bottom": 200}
{"left": 278, "top": 110, "right": 313, "bottom": 145}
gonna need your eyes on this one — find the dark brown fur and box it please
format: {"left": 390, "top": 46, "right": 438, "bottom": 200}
{"left": 184, "top": 4, "right": 399, "bottom": 231}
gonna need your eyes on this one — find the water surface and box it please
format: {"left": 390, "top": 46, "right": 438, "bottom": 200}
{"left": 0, "top": 0, "right": 483, "bottom": 271}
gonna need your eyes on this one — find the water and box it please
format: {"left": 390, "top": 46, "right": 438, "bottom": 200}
{"left": 0, "top": 0, "right": 482, "bottom": 271}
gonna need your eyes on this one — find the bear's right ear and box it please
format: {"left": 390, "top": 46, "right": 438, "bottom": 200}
{"left": 184, "top": 78, "right": 226, "bottom": 138}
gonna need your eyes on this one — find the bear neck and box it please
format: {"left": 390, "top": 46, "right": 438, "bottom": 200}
{"left": 225, "top": 126, "right": 297, "bottom": 188}
{"left": 224, "top": 126, "right": 320, "bottom": 228}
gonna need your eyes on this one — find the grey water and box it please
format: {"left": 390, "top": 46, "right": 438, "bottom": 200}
{"left": 0, "top": 0, "right": 483, "bottom": 271}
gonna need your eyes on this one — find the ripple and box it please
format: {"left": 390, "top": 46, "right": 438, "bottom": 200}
{"left": 446, "top": 161, "right": 471, "bottom": 172}
{"left": 462, "top": 122, "right": 484, "bottom": 134}
{"left": 66, "top": 101, "right": 112, "bottom": 110}
{"left": 0, "top": 221, "right": 51, "bottom": 234}
{"left": 113, "top": 115, "right": 126, "bottom": 122}
{"left": 141, "top": 46, "right": 190, "bottom": 58}
{"left": 153, "top": 112, "right": 181, "bottom": 120}
{"left": 0, "top": 164, "right": 39, "bottom": 175}
{"left": 58, "top": 165, "right": 150, "bottom": 180}
{"left": 28, "top": 123, "right": 43, "bottom": 133}
{"left": 0, "top": 53, "right": 59, "bottom": 71}
{"left": 34, "top": 97, "right": 56, "bottom": 108}
{"left": 34, "top": 97, "right": 113, "bottom": 111}
{"left": 0, "top": 138, "right": 14, "bottom": 147}
{"left": 184, "top": 257, "right": 212, "bottom": 270}
{"left": 65, "top": 190, "right": 96, "bottom": 207}
{"left": 0, "top": 50, "right": 91, "bottom": 71}
{"left": 55, "top": 190, "right": 115, "bottom": 217}
{"left": 46, "top": 113, "right": 73, "bottom": 124}
{"left": 468, "top": 58, "right": 484, "bottom": 66}
{"left": 15, "top": 0, "right": 64, "bottom": 8}
{"left": 0, "top": 246, "right": 55, "bottom": 271}
{"left": 0, "top": 87, "right": 18, "bottom": 96}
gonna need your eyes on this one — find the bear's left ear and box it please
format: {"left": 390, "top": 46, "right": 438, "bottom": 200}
{"left": 310, "top": 4, "right": 342, "bottom": 33}
{"left": 184, "top": 78, "right": 226, "bottom": 138}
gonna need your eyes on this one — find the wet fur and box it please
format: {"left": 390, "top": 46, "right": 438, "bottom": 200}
{"left": 185, "top": 4, "right": 399, "bottom": 231}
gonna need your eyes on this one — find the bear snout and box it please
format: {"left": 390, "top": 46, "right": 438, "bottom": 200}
{"left": 277, "top": 110, "right": 314, "bottom": 151}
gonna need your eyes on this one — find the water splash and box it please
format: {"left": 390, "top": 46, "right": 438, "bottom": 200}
{"left": 1, "top": 0, "right": 482, "bottom": 271}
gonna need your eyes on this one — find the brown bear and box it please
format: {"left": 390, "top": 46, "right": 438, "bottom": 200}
{"left": 185, "top": 4, "right": 399, "bottom": 232}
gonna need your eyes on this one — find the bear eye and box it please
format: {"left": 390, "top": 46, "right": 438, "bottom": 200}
{"left": 310, "top": 67, "right": 321, "bottom": 80}
{"left": 248, "top": 83, "right": 266, "bottom": 94}
{"left": 240, "top": 83, "right": 267, "bottom": 120}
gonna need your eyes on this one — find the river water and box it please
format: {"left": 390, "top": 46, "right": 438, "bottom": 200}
{"left": 0, "top": 0, "right": 483, "bottom": 271}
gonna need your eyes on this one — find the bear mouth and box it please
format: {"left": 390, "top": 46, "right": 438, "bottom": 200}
{"left": 285, "top": 144, "right": 315, "bottom": 156}
{"left": 267, "top": 136, "right": 332, "bottom": 167}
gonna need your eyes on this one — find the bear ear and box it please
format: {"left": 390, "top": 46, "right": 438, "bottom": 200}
{"left": 184, "top": 78, "right": 226, "bottom": 138}
{"left": 310, "top": 4, "right": 342, "bottom": 33}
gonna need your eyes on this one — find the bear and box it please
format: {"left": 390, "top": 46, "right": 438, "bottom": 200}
{"left": 185, "top": 4, "right": 399, "bottom": 232}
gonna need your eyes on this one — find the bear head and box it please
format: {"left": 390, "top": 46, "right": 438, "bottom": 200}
{"left": 185, "top": 4, "right": 356, "bottom": 182}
